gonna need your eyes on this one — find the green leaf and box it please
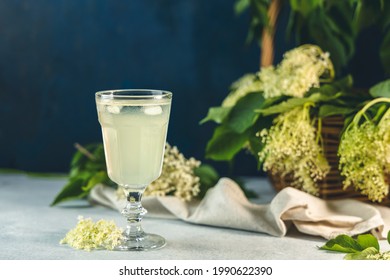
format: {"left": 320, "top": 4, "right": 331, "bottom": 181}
{"left": 258, "top": 92, "right": 339, "bottom": 116}
{"left": 258, "top": 97, "right": 311, "bottom": 116}
{"left": 51, "top": 143, "right": 110, "bottom": 206}
{"left": 369, "top": 79, "right": 390, "bottom": 98}
{"left": 377, "top": 0, "right": 390, "bottom": 75}
{"left": 290, "top": 0, "right": 324, "bottom": 18}
{"left": 344, "top": 247, "right": 379, "bottom": 260}
{"left": 318, "top": 104, "right": 355, "bottom": 118}
{"left": 81, "top": 171, "right": 109, "bottom": 192}
{"left": 306, "top": 8, "right": 351, "bottom": 73}
{"left": 200, "top": 106, "right": 232, "bottom": 124}
{"left": 70, "top": 149, "right": 86, "bottom": 168}
{"left": 194, "top": 164, "right": 219, "bottom": 187}
{"left": 85, "top": 160, "right": 106, "bottom": 171}
{"left": 205, "top": 125, "right": 249, "bottom": 161}
{"left": 387, "top": 230, "right": 390, "bottom": 245}
{"left": 227, "top": 92, "right": 265, "bottom": 133}
{"left": 357, "top": 234, "right": 380, "bottom": 251}
{"left": 353, "top": 0, "right": 382, "bottom": 32}
{"left": 234, "top": 0, "right": 250, "bottom": 15}
{"left": 194, "top": 164, "right": 220, "bottom": 199}
{"left": 244, "top": 0, "right": 270, "bottom": 45}
{"left": 320, "top": 234, "right": 363, "bottom": 253}
{"left": 50, "top": 177, "right": 90, "bottom": 206}
{"left": 332, "top": 75, "right": 354, "bottom": 90}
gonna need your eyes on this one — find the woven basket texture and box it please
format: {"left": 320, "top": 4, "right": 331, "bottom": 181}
{"left": 268, "top": 116, "right": 390, "bottom": 206}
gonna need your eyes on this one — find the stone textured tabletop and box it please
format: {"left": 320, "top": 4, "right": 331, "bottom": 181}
{"left": 1, "top": 173, "right": 388, "bottom": 260}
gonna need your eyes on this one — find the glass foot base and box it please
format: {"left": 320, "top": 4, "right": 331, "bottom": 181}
{"left": 114, "top": 233, "right": 166, "bottom": 251}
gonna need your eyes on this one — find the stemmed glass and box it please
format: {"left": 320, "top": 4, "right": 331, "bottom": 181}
{"left": 95, "top": 89, "right": 172, "bottom": 251}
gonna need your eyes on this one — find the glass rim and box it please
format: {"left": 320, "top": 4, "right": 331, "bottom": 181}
{"left": 95, "top": 89, "right": 172, "bottom": 100}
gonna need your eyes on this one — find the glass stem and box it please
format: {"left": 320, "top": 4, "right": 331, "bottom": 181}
{"left": 121, "top": 189, "right": 147, "bottom": 240}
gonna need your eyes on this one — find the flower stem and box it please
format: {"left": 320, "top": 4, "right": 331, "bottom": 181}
{"left": 352, "top": 97, "right": 390, "bottom": 126}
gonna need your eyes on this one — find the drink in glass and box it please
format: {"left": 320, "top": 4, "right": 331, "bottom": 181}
{"left": 95, "top": 89, "right": 172, "bottom": 250}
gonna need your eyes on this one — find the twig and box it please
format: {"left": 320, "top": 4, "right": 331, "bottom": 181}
{"left": 74, "top": 143, "right": 96, "bottom": 160}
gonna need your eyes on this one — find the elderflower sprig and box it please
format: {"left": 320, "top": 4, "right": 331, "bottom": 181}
{"left": 320, "top": 231, "right": 390, "bottom": 260}
{"left": 145, "top": 143, "right": 201, "bottom": 201}
{"left": 258, "top": 104, "right": 330, "bottom": 195}
{"left": 338, "top": 97, "right": 390, "bottom": 202}
{"left": 60, "top": 216, "right": 122, "bottom": 251}
{"left": 261, "top": 44, "right": 334, "bottom": 99}
{"left": 363, "top": 251, "right": 390, "bottom": 260}
{"left": 220, "top": 44, "right": 334, "bottom": 106}
{"left": 117, "top": 143, "right": 201, "bottom": 202}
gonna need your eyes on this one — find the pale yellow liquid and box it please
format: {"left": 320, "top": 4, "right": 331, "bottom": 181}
{"left": 97, "top": 100, "right": 171, "bottom": 188}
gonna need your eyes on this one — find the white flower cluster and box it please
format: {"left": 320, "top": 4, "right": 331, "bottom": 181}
{"left": 338, "top": 107, "right": 390, "bottom": 202}
{"left": 221, "top": 45, "right": 334, "bottom": 106}
{"left": 258, "top": 105, "right": 330, "bottom": 195}
{"left": 143, "top": 143, "right": 201, "bottom": 201}
{"left": 365, "top": 251, "right": 390, "bottom": 260}
{"left": 260, "top": 44, "right": 334, "bottom": 99}
{"left": 60, "top": 216, "right": 122, "bottom": 251}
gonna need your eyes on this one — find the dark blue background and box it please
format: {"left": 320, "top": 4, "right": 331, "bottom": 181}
{"left": 0, "top": 0, "right": 384, "bottom": 176}
{"left": 0, "top": 0, "right": 265, "bottom": 176}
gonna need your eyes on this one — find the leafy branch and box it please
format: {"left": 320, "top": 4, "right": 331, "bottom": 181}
{"left": 51, "top": 143, "right": 114, "bottom": 206}
{"left": 201, "top": 74, "right": 366, "bottom": 165}
{"left": 320, "top": 231, "right": 390, "bottom": 260}
{"left": 51, "top": 143, "right": 254, "bottom": 206}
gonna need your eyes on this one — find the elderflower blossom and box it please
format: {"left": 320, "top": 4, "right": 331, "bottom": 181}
{"left": 117, "top": 143, "right": 201, "bottom": 201}
{"left": 378, "top": 109, "right": 390, "bottom": 169}
{"left": 60, "top": 216, "right": 122, "bottom": 251}
{"left": 338, "top": 110, "right": 390, "bottom": 202}
{"left": 365, "top": 251, "right": 390, "bottom": 260}
{"left": 144, "top": 143, "right": 201, "bottom": 201}
{"left": 222, "top": 73, "right": 262, "bottom": 107}
{"left": 221, "top": 45, "right": 334, "bottom": 106}
{"left": 258, "top": 105, "right": 330, "bottom": 195}
{"left": 260, "top": 44, "right": 334, "bottom": 99}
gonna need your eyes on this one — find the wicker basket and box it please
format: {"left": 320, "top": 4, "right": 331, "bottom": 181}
{"left": 268, "top": 116, "right": 390, "bottom": 206}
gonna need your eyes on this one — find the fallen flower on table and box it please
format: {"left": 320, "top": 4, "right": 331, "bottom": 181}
{"left": 319, "top": 231, "right": 390, "bottom": 260}
{"left": 60, "top": 216, "right": 122, "bottom": 251}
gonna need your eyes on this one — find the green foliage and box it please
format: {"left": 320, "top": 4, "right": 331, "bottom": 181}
{"left": 200, "top": 107, "right": 232, "bottom": 124}
{"left": 320, "top": 234, "right": 365, "bottom": 253}
{"left": 234, "top": 0, "right": 271, "bottom": 45}
{"left": 320, "top": 232, "right": 389, "bottom": 260}
{"left": 236, "top": 0, "right": 390, "bottom": 75}
{"left": 194, "top": 164, "right": 220, "bottom": 199}
{"left": 357, "top": 233, "right": 380, "bottom": 251}
{"left": 343, "top": 247, "right": 380, "bottom": 260}
{"left": 388, "top": 230, "right": 390, "bottom": 244}
{"left": 205, "top": 125, "right": 251, "bottom": 161}
{"left": 227, "top": 92, "right": 265, "bottom": 133}
{"left": 369, "top": 79, "right": 390, "bottom": 98}
{"left": 202, "top": 73, "right": 365, "bottom": 167}
{"left": 51, "top": 143, "right": 252, "bottom": 206}
{"left": 51, "top": 143, "right": 114, "bottom": 206}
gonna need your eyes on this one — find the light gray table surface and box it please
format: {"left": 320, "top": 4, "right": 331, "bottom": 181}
{"left": 1, "top": 172, "right": 388, "bottom": 260}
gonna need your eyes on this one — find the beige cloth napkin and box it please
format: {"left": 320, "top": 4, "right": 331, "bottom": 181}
{"left": 89, "top": 177, "right": 389, "bottom": 240}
